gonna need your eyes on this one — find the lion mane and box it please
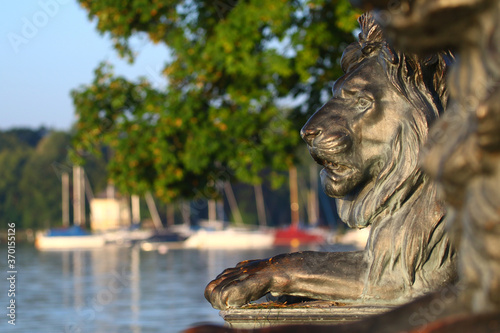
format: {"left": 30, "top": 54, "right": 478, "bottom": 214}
{"left": 337, "top": 14, "right": 456, "bottom": 297}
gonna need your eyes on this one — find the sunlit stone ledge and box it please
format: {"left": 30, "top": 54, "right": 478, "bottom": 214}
{"left": 220, "top": 301, "right": 393, "bottom": 329}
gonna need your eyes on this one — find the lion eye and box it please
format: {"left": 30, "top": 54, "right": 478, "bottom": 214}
{"left": 357, "top": 97, "right": 372, "bottom": 110}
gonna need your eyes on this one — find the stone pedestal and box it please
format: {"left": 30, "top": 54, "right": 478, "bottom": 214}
{"left": 220, "top": 301, "right": 393, "bottom": 329}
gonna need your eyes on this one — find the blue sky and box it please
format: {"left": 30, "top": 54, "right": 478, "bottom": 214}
{"left": 1, "top": 0, "right": 169, "bottom": 130}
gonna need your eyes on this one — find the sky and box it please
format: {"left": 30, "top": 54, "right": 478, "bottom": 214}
{"left": 1, "top": 0, "right": 169, "bottom": 130}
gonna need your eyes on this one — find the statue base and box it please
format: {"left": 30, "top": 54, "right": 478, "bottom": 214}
{"left": 220, "top": 301, "right": 393, "bottom": 329}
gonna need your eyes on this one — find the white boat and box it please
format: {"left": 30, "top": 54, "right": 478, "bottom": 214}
{"left": 184, "top": 228, "right": 274, "bottom": 249}
{"left": 35, "top": 230, "right": 106, "bottom": 250}
{"left": 35, "top": 226, "right": 158, "bottom": 250}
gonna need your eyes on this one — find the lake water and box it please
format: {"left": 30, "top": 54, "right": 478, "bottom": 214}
{"left": 1, "top": 243, "right": 350, "bottom": 333}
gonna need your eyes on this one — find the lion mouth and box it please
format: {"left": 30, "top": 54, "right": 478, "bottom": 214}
{"left": 308, "top": 144, "right": 357, "bottom": 182}
{"left": 309, "top": 148, "right": 351, "bottom": 176}
{"left": 324, "top": 160, "right": 343, "bottom": 171}
{"left": 323, "top": 161, "right": 353, "bottom": 179}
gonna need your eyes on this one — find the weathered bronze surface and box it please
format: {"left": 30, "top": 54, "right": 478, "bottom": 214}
{"left": 370, "top": 0, "right": 500, "bottom": 315}
{"left": 362, "top": 0, "right": 500, "bottom": 321}
{"left": 186, "top": 0, "right": 500, "bottom": 332}
{"left": 204, "top": 13, "right": 456, "bottom": 312}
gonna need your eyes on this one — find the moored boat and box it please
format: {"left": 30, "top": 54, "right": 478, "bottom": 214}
{"left": 35, "top": 226, "right": 106, "bottom": 250}
{"left": 273, "top": 225, "right": 326, "bottom": 247}
{"left": 184, "top": 228, "right": 275, "bottom": 249}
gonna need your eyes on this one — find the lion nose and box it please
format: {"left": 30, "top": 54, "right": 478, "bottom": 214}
{"left": 301, "top": 127, "right": 322, "bottom": 145}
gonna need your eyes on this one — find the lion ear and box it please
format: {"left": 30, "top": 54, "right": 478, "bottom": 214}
{"left": 432, "top": 51, "right": 454, "bottom": 112}
{"left": 359, "top": 12, "right": 384, "bottom": 45}
{"left": 416, "top": 51, "right": 453, "bottom": 118}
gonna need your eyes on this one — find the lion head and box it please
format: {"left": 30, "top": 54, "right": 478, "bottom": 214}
{"left": 302, "top": 13, "right": 450, "bottom": 230}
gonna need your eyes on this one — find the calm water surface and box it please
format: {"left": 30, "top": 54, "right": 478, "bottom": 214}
{"left": 1, "top": 244, "right": 337, "bottom": 333}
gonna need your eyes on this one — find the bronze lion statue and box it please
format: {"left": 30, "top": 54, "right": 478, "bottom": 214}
{"left": 203, "top": 13, "right": 456, "bottom": 311}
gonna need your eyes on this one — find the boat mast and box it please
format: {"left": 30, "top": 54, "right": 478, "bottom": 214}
{"left": 73, "top": 165, "right": 85, "bottom": 227}
{"left": 131, "top": 194, "right": 141, "bottom": 226}
{"left": 62, "top": 172, "right": 70, "bottom": 227}
{"left": 224, "top": 182, "right": 244, "bottom": 226}
{"left": 308, "top": 163, "right": 319, "bottom": 227}
{"left": 289, "top": 166, "right": 300, "bottom": 227}
{"left": 145, "top": 192, "right": 164, "bottom": 230}
{"left": 254, "top": 184, "right": 267, "bottom": 227}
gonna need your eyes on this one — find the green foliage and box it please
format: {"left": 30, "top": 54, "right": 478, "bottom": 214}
{"left": 73, "top": 0, "right": 359, "bottom": 202}
{"left": 0, "top": 146, "right": 32, "bottom": 226}
{"left": 18, "top": 132, "right": 71, "bottom": 229}
{"left": 0, "top": 128, "right": 47, "bottom": 151}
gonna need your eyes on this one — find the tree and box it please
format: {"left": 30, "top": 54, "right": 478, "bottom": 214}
{"left": 0, "top": 128, "right": 47, "bottom": 151}
{"left": 0, "top": 147, "right": 32, "bottom": 227}
{"left": 18, "top": 132, "right": 74, "bottom": 229}
{"left": 72, "top": 0, "right": 359, "bottom": 202}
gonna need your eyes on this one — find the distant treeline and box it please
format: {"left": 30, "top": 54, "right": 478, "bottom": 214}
{"left": 0, "top": 128, "right": 107, "bottom": 230}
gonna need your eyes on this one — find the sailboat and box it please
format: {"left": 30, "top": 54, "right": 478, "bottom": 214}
{"left": 35, "top": 225, "right": 106, "bottom": 250}
{"left": 183, "top": 182, "right": 275, "bottom": 249}
{"left": 273, "top": 165, "right": 327, "bottom": 246}
{"left": 35, "top": 167, "right": 153, "bottom": 250}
